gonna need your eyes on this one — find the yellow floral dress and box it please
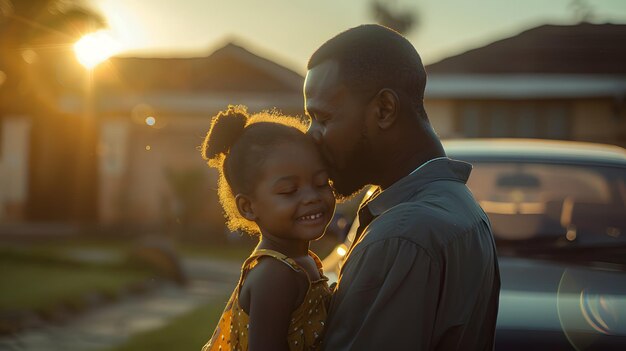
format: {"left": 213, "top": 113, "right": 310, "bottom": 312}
{"left": 202, "top": 249, "right": 331, "bottom": 351}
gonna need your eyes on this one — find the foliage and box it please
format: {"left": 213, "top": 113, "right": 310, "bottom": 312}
{"left": 0, "top": 0, "right": 105, "bottom": 114}
{"left": 370, "top": 0, "right": 418, "bottom": 35}
{"left": 569, "top": 0, "right": 595, "bottom": 23}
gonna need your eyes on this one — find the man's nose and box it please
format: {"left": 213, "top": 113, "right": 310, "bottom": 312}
{"left": 307, "top": 122, "right": 323, "bottom": 144}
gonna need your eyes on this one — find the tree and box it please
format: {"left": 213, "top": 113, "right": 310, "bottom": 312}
{"left": 0, "top": 0, "right": 105, "bottom": 114}
{"left": 569, "top": 0, "right": 595, "bottom": 23}
{"left": 370, "top": 0, "right": 419, "bottom": 35}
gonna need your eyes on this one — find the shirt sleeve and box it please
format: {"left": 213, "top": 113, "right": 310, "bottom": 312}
{"left": 322, "top": 237, "right": 441, "bottom": 351}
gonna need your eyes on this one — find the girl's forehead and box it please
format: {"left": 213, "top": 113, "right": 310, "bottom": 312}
{"left": 259, "top": 142, "right": 326, "bottom": 178}
{"left": 268, "top": 139, "right": 317, "bottom": 156}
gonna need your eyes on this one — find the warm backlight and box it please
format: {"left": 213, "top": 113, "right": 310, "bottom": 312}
{"left": 74, "top": 31, "right": 119, "bottom": 68}
{"left": 336, "top": 245, "right": 348, "bottom": 257}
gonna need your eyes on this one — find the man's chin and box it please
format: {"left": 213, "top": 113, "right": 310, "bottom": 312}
{"left": 330, "top": 175, "right": 369, "bottom": 203}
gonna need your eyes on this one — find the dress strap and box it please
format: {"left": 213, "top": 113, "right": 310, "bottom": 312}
{"left": 235, "top": 249, "right": 303, "bottom": 291}
{"left": 248, "top": 249, "right": 302, "bottom": 272}
{"left": 307, "top": 250, "right": 326, "bottom": 278}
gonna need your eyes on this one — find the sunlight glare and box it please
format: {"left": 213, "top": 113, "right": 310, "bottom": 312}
{"left": 336, "top": 245, "right": 347, "bottom": 257}
{"left": 74, "top": 31, "right": 119, "bottom": 69}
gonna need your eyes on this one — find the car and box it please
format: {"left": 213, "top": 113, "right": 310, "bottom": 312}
{"left": 322, "top": 139, "right": 626, "bottom": 350}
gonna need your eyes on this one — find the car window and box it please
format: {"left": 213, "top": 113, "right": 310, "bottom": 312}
{"left": 466, "top": 162, "right": 626, "bottom": 245}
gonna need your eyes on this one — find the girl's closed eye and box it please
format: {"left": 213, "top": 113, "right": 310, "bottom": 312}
{"left": 279, "top": 190, "right": 297, "bottom": 196}
{"left": 276, "top": 186, "right": 298, "bottom": 195}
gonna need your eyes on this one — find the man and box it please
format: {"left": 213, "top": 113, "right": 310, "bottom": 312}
{"left": 305, "top": 24, "right": 500, "bottom": 350}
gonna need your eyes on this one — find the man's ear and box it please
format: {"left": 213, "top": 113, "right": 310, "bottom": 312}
{"left": 374, "top": 88, "right": 399, "bottom": 130}
{"left": 235, "top": 194, "right": 257, "bottom": 221}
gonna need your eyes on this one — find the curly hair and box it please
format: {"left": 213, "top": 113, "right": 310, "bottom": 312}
{"left": 201, "top": 105, "right": 309, "bottom": 234}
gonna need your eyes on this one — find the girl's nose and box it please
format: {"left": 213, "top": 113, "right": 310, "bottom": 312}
{"left": 302, "top": 186, "right": 322, "bottom": 204}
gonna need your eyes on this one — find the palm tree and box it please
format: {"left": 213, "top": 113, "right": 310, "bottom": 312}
{"left": 0, "top": 0, "right": 104, "bottom": 114}
{"left": 569, "top": 0, "right": 595, "bottom": 23}
{"left": 370, "top": 0, "right": 419, "bottom": 35}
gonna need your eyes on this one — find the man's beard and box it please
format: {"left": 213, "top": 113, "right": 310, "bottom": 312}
{"left": 328, "top": 133, "right": 373, "bottom": 203}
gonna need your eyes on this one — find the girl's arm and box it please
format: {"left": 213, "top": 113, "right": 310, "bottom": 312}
{"left": 243, "top": 257, "right": 306, "bottom": 351}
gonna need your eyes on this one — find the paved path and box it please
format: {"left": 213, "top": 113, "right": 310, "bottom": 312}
{"left": 0, "top": 258, "right": 241, "bottom": 351}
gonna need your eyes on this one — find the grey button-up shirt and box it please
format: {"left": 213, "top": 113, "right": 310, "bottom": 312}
{"left": 322, "top": 158, "right": 500, "bottom": 351}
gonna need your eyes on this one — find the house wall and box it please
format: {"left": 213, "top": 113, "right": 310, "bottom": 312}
{"left": 571, "top": 99, "right": 626, "bottom": 145}
{"left": 98, "top": 118, "right": 131, "bottom": 224}
{"left": 97, "top": 113, "right": 225, "bottom": 230}
{"left": 424, "top": 99, "right": 458, "bottom": 139}
{"left": 437, "top": 98, "right": 625, "bottom": 146}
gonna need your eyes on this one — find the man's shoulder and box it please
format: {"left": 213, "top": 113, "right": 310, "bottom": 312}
{"left": 364, "top": 195, "right": 489, "bottom": 252}
{"left": 369, "top": 200, "right": 463, "bottom": 234}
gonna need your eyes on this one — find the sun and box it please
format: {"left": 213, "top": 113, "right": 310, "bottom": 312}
{"left": 73, "top": 31, "right": 119, "bottom": 69}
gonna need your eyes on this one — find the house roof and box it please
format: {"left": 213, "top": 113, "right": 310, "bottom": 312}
{"left": 58, "top": 42, "right": 307, "bottom": 115}
{"left": 426, "top": 23, "right": 626, "bottom": 75}
{"left": 99, "top": 42, "right": 304, "bottom": 94}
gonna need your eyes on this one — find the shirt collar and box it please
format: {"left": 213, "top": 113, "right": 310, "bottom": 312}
{"left": 366, "top": 157, "right": 473, "bottom": 217}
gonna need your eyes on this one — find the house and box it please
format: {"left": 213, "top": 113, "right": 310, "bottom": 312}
{"left": 0, "top": 42, "right": 305, "bottom": 231}
{"left": 424, "top": 23, "right": 626, "bottom": 146}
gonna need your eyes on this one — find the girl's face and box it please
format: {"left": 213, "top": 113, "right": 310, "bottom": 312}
{"left": 248, "top": 140, "right": 336, "bottom": 242}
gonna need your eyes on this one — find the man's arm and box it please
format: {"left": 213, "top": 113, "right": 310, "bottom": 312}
{"left": 323, "top": 237, "right": 441, "bottom": 351}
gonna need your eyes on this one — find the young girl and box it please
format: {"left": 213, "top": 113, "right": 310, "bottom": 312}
{"left": 200, "top": 106, "right": 335, "bottom": 351}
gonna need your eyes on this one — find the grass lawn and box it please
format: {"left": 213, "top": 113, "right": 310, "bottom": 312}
{"left": 0, "top": 236, "right": 258, "bottom": 315}
{"left": 104, "top": 297, "right": 227, "bottom": 351}
{"left": 0, "top": 259, "right": 148, "bottom": 313}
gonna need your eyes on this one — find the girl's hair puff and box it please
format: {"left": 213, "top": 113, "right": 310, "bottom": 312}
{"left": 202, "top": 105, "right": 248, "bottom": 168}
{"left": 201, "top": 105, "right": 309, "bottom": 234}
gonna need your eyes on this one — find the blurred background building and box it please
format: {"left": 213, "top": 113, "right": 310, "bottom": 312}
{"left": 425, "top": 23, "right": 626, "bottom": 143}
{"left": 0, "top": 1, "right": 625, "bottom": 235}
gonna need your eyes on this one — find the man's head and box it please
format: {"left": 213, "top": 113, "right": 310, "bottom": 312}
{"left": 304, "top": 24, "right": 428, "bottom": 199}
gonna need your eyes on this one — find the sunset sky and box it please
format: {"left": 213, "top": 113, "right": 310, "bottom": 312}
{"left": 89, "top": 0, "right": 626, "bottom": 73}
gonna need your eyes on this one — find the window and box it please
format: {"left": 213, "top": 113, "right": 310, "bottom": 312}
{"left": 456, "top": 101, "right": 571, "bottom": 139}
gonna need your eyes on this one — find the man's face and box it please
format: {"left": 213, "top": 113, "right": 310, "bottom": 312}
{"left": 304, "top": 60, "right": 374, "bottom": 200}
